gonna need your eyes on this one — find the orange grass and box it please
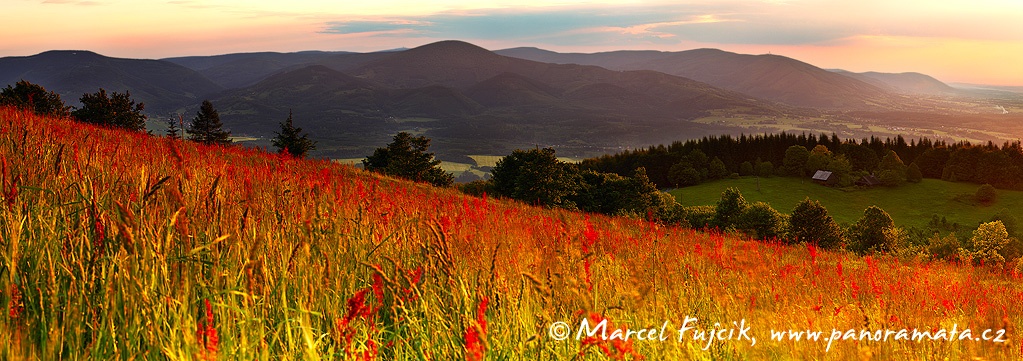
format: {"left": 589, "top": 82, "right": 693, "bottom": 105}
{"left": 0, "top": 106, "right": 1021, "bottom": 359}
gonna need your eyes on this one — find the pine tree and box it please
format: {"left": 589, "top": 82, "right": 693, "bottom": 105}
{"left": 166, "top": 116, "right": 183, "bottom": 140}
{"left": 364, "top": 132, "right": 454, "bottom": 187}
{"left": 271, "top": 111, "right": 316, "bottom": 158}
{"left": 186, "top": 100, "right": 231, "bottom": 145}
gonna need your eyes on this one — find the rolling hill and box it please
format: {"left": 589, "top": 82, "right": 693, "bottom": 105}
{"left": 496, "top": 47, "right": 895, "bottom": 109}
{"left": 831, "top": 70, "right": 957, "bottom": 96}
{"left": 164, "top": 51, "right": 389, "bottom": 89}
{"left": 210, "top": 41, "right": 777, "bottom": 159}
{"left": 0, "top": 50, "right": 222, "bottom": 113}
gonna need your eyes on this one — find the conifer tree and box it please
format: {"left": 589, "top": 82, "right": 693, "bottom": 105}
{"left": 186, "top": 100, "right": 231, "bottom": 145}
{"left": 364, "top": 132, "right": 454, "bottom": 187}
{"left": 166, "top": 116, "right": 183, "bottom": 140}
{"left": 271, "top": 111, "right": 316, "bottom": 158}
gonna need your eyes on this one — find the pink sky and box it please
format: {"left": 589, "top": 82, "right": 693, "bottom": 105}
{"left": 3, "top": 0, "right": 1023, "bottom": 86}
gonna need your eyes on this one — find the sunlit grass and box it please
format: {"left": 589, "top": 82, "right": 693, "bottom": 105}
{"left": 669, "top": 176, "right": 1023, "bottom": 230}
{"left": 1, "top": 107, "right": 1021, "bottom": 359}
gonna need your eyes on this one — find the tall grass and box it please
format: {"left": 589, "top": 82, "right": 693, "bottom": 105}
{"left": 1, "top": 107, "right": 1020, "bottom": 359}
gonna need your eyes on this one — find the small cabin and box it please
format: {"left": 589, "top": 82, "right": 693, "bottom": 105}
{"left": 856, "top": 174, "right": 882, "bottom": 187}
{"left": 811, "top": 170, "right": 835, "bottom": 185}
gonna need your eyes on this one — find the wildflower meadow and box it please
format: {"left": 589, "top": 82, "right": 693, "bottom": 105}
{"left": 1, "top": 107, "right": 1020, "bottom": 359}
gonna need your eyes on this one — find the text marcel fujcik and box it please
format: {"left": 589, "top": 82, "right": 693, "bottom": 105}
{"left": 563, "top": 316, "right": 1007, "bottom": 352}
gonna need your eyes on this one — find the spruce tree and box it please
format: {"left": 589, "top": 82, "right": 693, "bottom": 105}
{"left": 271, "top": 111, "right": 316, "bottom": 158}
{"left": 186, "top": 100, "right": 231, "bottom": 145}
{"left": 166, "top": 116, "right": 183, "bottom": 140}
{"left": 364, "top": 132, "right": 454, "bottom": 187}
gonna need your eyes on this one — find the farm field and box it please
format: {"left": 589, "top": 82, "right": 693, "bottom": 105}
{"left": 1, "top": 107, "right": 1021, "bottom": 360}
{"left": 668, "top": 176, "right": 1023, "bottom": 230}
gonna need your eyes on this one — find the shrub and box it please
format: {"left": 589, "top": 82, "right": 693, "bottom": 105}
{"left": 736, "top": 201, "right": 785, "bottom": 240}
{"left": 788, "top": 198, "right": 843, "bottom": 249}
{"left": 960, "top": 221, "right": 1011, "bottom": 265}
{"left": 682, "top": 206, "right": 716, "bottom": 229}
{"left": 713, "top": 187, "right": 748, "bottom": 229}
{"left": 847, "top": 206, "right": 896, "bottom": 254}
{"left": 976, "top": 184, "right": 997, "bottom": 205}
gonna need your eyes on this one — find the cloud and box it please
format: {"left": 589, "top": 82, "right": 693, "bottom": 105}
{"left": 319, "top": 4, "right": 862, "bottom": 47}
{"left": 318, "top": 1, "right": 1023, "bottom": 49}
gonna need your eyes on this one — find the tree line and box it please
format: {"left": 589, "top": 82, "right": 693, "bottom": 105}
{"left": 688, "top": 187, "right": 1021, "bottom": 267}
{"left": 1, "top": 80, "right": 316, "bottom": 158}
{"left": 582, "top": 132, "right": 1023, "bottom": 190}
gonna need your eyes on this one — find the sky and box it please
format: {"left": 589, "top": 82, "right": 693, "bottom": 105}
{"left": 4, "top": 0, "right": 1023, "bottom": 86}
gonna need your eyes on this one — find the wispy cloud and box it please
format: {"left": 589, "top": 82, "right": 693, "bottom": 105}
{"left": 320, "top": 5, "right": 851, "bottom": 47}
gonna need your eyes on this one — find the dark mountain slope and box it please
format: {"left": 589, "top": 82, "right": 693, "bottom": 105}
{"left": 0, "top": 50, "right": 222, "bottom": 113}
{"left": 497, "top": 47, "right": 893, "bottom": 109}
{"left": 165, "top": 51, "right": 388, "bottom": 88}
{"left": 831, "top": 70, "right": 957, "bottom": 96}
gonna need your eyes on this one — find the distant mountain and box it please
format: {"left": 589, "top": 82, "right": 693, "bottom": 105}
{"left": 496, "top": 47, "right": 893, "bottom": 109}
{"left": 212, "top": 41, "right": 774, "bottom": 158}
{"left": 163, "top": 51, "right": 388, "bottom": 89}
{"left": 830, "top": 70, "right": 956, "bottom": 96}
{"left": 0, "top": 50, "right": 221, "bottom": 113}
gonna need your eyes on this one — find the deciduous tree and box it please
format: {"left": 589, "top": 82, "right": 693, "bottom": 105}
{"left": 0, "top": 80, "right": 69, "bottom": 117}
{"left": 788, "top": 198, "right": 843, "bottom": 248}
{"left": 72, "top": 89, "right": 147, "bottom": 131}
{"left": 848, "top": 206, "right": 896, "bottom": 254}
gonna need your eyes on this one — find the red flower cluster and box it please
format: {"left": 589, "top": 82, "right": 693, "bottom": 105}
{"left": 464, "top": 297, "right": 489, "bottom": 361}
{"left": 196, "top": 298, "right": 218, "bottom": 359}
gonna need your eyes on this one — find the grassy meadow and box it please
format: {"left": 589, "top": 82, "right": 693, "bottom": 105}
{"left": 669, "top": 176, "right": 1023, "bottom": 230}
{"left": 2, "top": 107, "right": 1022, "bottom": 360}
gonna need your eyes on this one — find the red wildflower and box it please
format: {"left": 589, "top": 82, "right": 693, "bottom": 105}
{"left": 8, "top": 286, "right": 22, "bottom": 319}
{"left": 464, "top": 297, "right": 489, "bottom": 361}
{"left": 196, "top": 298, "right": 218, "bottom": 359}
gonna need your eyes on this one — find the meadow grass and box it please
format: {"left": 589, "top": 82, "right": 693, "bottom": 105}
{"left": 1, "top": 107, "right": 1021, "bottom": 360}
{"left": 668, "top": 176, "right": 1023, "bottom": 230}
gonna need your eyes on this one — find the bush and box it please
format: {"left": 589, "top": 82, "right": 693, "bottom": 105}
{"left": 682, "top": 206, "right": 716, "bottom": 229}
{"left": 713, "top": 187, "right": 748, "bottom": 229}
{"left": 788, "top": 198, "right": 843, "bottom": 249}
{"left": 976, "top": 184, "right": 997, "bottom": 205}
{"left": 906, "top": 162, "right": 923, "bottom": 183}
{"left": 927, "top": 233, "right": 961, "bottom": 261}
{"left": 738, "top": 161, "right": 754, "bottom": 176}
{"left": 847, "top": 206, "right": 895, "bottom": 254}
{"left": 757, "top": 161, "right": 774, "bottom": 177}
{"left": 960, "top": 221, "right": 1011, "bottom": 265}
{"left": 736, "top": 202, "right": 785, "bottom": 240}
{"left": 458, "top": 180, "right": 495, "bottom": 197}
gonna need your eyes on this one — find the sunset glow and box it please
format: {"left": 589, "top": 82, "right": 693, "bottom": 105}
{"left": 3, "top": 0, "right": 1022, "bottom": 85}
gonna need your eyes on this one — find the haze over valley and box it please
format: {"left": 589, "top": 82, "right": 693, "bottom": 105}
{"left": 3, "top": 40, "right": 1022, "bottom": 172}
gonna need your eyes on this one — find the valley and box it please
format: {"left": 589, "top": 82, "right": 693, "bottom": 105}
{"left": 5, "top": 40, "right": 1022, "bottom": 165}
